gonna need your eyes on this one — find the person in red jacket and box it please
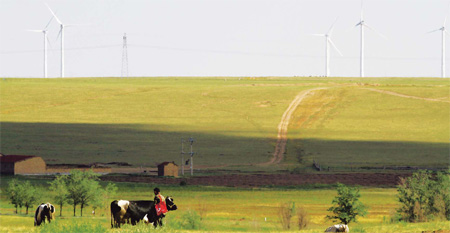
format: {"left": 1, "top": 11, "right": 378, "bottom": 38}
{"left": 153, "top": 187, "right": 168, "bottom": 216}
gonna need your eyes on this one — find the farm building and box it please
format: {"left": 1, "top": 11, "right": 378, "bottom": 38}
{"left": 157, "top": 161, "right": 179, "bottom": 177}
{"left": 0, "top": 155, "right": 46, "bottom": 175}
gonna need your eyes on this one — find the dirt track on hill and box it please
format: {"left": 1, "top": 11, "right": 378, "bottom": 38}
{"left": 260, "top": 88, "right": 327, "bottom": 165}
{"left": 101, "top": 172, "right": 410, "bottom": 187}
{"left": 365, "top": 88, "right": 450, "bottom": 103}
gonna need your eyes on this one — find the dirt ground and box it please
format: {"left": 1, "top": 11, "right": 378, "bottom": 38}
{"left": 101, "top": 172, "right": 410, "bottom": 188}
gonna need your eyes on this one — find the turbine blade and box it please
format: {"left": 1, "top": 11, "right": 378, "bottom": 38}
{"left": 445, "top": 2, "right": 450, "bottom": 26}
{"left": 56, "top": 28, "right": 62, "bottom": 41}
{"left": 355, "top": 22, "right": 362, "bottom": 27}
{"left": 327, "top": 17, "right": 339, "bottom": 35}
{"left": 310, "top": 33, "right": 326, "bottom": 37}
{"left": 360, "top": 0, "right": 364, "bottom": 21}
{"left": 65, "top": 24, "right": 89, "bottom": 27}
{"left": 44, "top": 15, "right": 55, "bottom": 29}
{"left": 328, "top": 38, "right": 343, "bottom": 56}
{"left": 45, "top": 3, "right": 62, "bottom": 25}
{"left": 364, "top": 23, "right": 388, "bottom": 39}
{"left": 427, "top": 28, "right": 441, "bottom": 34}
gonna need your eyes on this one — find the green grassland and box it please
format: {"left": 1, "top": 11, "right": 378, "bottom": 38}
{"left": 0, "top": 77, "right": 448, "bottom": 170}
{"left": 0, "top": 176, "right": 449, "bottom": 232}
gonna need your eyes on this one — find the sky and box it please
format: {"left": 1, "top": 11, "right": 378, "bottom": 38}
{"left": 0, "top": 0, "right": 449, "bottom": 78}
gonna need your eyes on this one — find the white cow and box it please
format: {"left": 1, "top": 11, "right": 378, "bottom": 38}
{"left": 325, "top": 224, "right": 349, "bottom": 232}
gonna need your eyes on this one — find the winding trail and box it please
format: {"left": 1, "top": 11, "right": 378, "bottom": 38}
{"left": 260, "top": 88, "right": 327, "bottom": 165}
{"left": 365, "top": 88, "right": 450, "bottom": 103}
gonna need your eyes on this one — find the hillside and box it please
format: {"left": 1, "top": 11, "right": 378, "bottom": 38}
{"left": 1, "top": 77, "right": 448, "bottom": 171}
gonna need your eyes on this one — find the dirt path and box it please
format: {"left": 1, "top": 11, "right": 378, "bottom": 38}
{"left": 365, "top": 88, "right": 450, "bottom": 103}
{"left": 260, "top": 88, "right": 327, "bottom": 165}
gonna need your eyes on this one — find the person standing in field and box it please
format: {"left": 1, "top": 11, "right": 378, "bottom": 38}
{"left": 153, "top": 187, "right": 168, "bottom": 216}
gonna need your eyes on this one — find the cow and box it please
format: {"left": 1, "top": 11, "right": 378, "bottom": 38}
{"left": 111, "top": 196, "right": 177, "bottom": 228}
{"left": 325, "top": 224, "right": 349, "bottom": 232}
{"left": 34, "top": 203, "right": 55, "bottom": 226}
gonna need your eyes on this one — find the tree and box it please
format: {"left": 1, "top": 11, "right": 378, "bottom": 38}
{"left": 326, "top": 183, "right": 367, "bottom": 225}
{"left": 5, "top": 179, "right": 24, "bottom": 214}
{"left": 91, "top": 182, "right": 117, "bottom": 215}
{"left": 65, "top": 170, "right": 102, "bottom": 216}
{"left": 22, "top": 181, "right": 38, "bottom": 215}
{"left": 50, "top": 175, "right": 68, "bottom": 216}
{"left": 397, "top": 170, "right": 450, "bottom": 222}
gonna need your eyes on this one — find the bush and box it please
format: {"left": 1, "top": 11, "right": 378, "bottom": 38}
{"left": 180, "top": 209, "right": 202, "bottom": 230}
{"left": 326, "top": 183, "right": 367, "bottom": 225}
{"left": 297, "top": 206, "right": 309, "bottom": 230}
{"left": 279, "top": 202, "right": 295, "bottom": 230}
{"left": 397, "top": 170, "right": 450, "bottom": 222}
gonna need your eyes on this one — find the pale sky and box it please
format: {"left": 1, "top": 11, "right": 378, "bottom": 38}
{"left": 0, "top": 0, "right": 448, "bottom": 78}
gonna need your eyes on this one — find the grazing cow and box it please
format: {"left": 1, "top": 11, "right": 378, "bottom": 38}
{"left": 325, "top": 224, "right": 349, "bottom": 232}
{"left": 34, "top": 203, "right": 55, "bottom": 226}
{"left": 111, "top": 196, "right": 177, "bottom": 228}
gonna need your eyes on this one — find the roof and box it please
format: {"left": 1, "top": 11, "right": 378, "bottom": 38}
{"left": 158, "top": 161, "right": 177, "bottom": 167}
{"left": 0, "top": 155, "right": 37, "bottom": 163}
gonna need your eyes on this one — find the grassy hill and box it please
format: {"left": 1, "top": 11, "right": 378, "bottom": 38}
{"left": 1, "top": 77, "right": 448, "bottom": 171}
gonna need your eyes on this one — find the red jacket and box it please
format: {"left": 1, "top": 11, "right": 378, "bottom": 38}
{"left": 155, "top": 194, "right": 168, "bottom": 216}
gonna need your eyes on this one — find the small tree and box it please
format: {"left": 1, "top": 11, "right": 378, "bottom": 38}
{"left": 279, "top": 202, "right": 296, "bottom": 230}
{"left": 65, "top": 170, "right": 103, "bottom": 216}
{"left": 50, "top": 175, "right": 68, "bottom": 216}
{"left": 327, "top": 183, "right": 367, "bottom": 225}
{"left": 5, "top": 179, "right": 24, "bottom": 214}
{"left": 22, "top": 181, "right": 38, "bottom": 215}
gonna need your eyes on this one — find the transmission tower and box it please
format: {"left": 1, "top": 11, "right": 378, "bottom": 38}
{"left": 121, "top": 33, "right": 128, "bottom": 78}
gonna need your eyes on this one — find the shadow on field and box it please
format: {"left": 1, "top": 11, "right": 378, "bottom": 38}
{"left": 1, "top": 122, "right": 448, "bottom": 169}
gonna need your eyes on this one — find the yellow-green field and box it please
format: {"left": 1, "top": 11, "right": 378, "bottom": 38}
{"left": 0, "top": 177, "right": 449, "bottom": 233}
{"left": 0, "top": 77, "right": 448, "bottom": 171}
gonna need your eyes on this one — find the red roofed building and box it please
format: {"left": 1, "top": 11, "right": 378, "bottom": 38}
{"left": 0, "top": 154, "right": 46, "bottom": 175}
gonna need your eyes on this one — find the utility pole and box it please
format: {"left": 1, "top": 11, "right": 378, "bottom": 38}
{"left": 181, "top": 138, "right": 185, "bottom": 175}
{"left": 121, "top": 33, "right": 128, "bottom": 78}
{"left": 189, "top": 137, "right": 194, "bottom": 176}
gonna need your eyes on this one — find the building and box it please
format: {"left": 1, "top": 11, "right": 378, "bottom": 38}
{"left": 157, "top": 161, "right": 179, "bottom": 177}
{"left": 0, "top": 155, "right": 46, "bottom": 175}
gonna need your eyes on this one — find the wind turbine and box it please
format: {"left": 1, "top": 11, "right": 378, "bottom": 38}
{"left": 428, "top": 13, "right": 449, "bottom": 78}
{"left": 355, "top": 2, "right": 386, "bottom": 77}
{"left": 312, "top": 18, "right": 343, "bottom": 77}
{"left": 46, "top": 4, "right": 80, "bottom": 78}
{"left": 26, "top": 16, "right": 54, "bottom": 78}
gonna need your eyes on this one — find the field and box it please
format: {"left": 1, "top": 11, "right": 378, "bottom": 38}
{"left": 0, "top": 176, "right": 449, "bottom": 233}
{"left": 1, "top": 77, "right": 449, "bottom": 171}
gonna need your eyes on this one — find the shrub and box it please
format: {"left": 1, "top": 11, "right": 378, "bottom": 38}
{"left": 297, "top": 206, "right": 309, "bottom": 230}
{"left": 397, "top": 170, "right": 450, "bottom": 222}
{"left": 180, "top": 209, "right": 202, "bottom": 230}
{"left": 279, "top": 201, "right": 296, "bottom": 230}
{"left": 326, "top": 183, "right": 367, "bottom": 225}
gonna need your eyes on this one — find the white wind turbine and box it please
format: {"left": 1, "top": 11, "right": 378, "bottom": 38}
{"left": 26, "top": 16, "right": 54, "bottom": 78}
{"left": 312, "top": 18, "right": 343, "bottom": 77}
{"left": 355, "top": 2, "right": 387, "bottom": 77}
{"left": 428, "top": 13, "right": 449, "bottom": 78}
{"left": 46, "top": 4, "right": 81, "bottom": 78}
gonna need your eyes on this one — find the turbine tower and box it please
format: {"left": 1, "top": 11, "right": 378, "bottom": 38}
{"left": 26, "top": 16, "right": 54, "bottom": 78}
{"left": 355, "top": 1, "right": 386, "bottom": 77}
{"left": 429, "top": 15, "right": 448, "bottom": 78}
{"left": 312, "top": 18, "right": 343, "bottom": 77}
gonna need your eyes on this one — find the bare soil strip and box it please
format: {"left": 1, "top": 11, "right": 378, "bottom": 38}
{"left": 365, "top": 88, "right": 450, "bottom": 103}
{"left": 260, "top": 88, "right": 327, "bottom": 165}
{"left": 101, "top": 172, "right": 411, "bottom": 187}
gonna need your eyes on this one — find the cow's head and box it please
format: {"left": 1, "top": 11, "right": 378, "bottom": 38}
{"left": 165, "top": 196, "right": 177, "bottom": 211}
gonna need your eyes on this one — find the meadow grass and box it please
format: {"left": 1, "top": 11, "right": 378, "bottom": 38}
{"left": 0, "top": 77, "right": 448, "bottom": 170}
{"left": 1, "top": 177, "right": 449, "bottom": 232}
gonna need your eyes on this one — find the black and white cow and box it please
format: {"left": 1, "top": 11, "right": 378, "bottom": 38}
{"left": 111, "top": 196, "right": 177, "bottom": 228}
{"left": 34, "top": 203, "right": 55, "bottom": 226}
